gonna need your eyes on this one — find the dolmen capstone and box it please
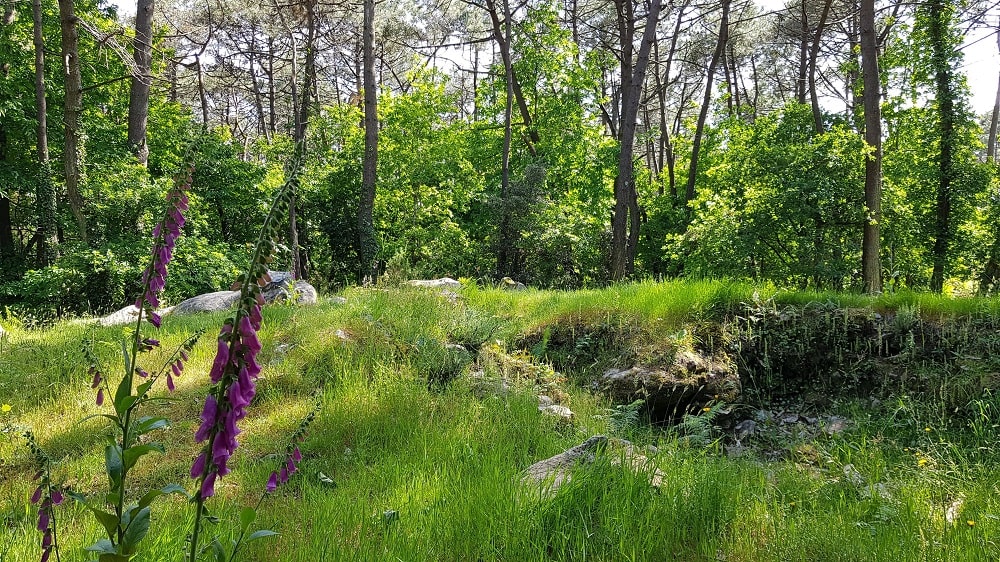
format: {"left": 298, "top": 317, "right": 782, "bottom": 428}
{"left": 98, "top": 271, "right": 317, "bottom": 326}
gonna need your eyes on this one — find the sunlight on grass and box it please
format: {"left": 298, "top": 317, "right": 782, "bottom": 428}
{"left": 2, "top": 281, "right": 1000, "bottom": 560}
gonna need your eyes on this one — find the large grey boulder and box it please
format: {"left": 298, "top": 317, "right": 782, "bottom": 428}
{"left": 172, "top": 291, "right": 242, "bottom": 315}
{"left": 522, "top": 435, "right": 664, "bottom": 493}
{"left": 261, "top": 271, "right": 318, "bottom": 305}
{"left": 98, "top": 305, "right": 175, "bottom": 327}
{"left": 406, "top": 278, "right": 461, "bottom": 289}
{"left": 599, "top": 350, "right": 739, "bottom": 421}
{"left": 97, "top": 271, "right": 319, "bottom": 326}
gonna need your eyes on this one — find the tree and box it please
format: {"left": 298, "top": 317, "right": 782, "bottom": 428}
{"left": 859, "top": 0, "right": 881, "bottom": 293}
{"left": 34, "top": 0, "right": 56, "bottom": 265}
{"left": 685, "top": 0, "right": 730, "bottom": 204}
{"left": 357, "top": 0, "right": 378, "bottom": 284}
{"left": 610, "top": 0, "right": 662, "bottom": 280}
{"left": 59, "top": 0, "right": 89, "bottom": 243}
{"left": 128, "top": 0, "right": 154, "bottom": 165}
{"left": 925, "top": 0, "right": 960, "bottom": 292}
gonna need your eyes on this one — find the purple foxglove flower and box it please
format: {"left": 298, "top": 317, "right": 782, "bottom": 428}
{"left": 292, "top": 448, "right": 302, "bottom": 462}
{"left": 239, "top": 317, "right": 261, "bottom": 353}
{"left": 279, "top": 465, "right": 288, "bottom": 484}
{"left": 37, "top": 509, "right": 48, "bottom": 531}
{"left": 42, "top": 529, "right": 52, "bottom": 548}
{"left": 249, "top": 305, "right": 262, "bottom": 328}
{"left": 286, "top": 457, "right": 296, "bottom": 475}
{"left": 171, "top": 361, "right": 182, "bottom": 377}
{"left": 212, "top": 430, "right": 231, "bottom": 466}
{"left": 136, "top": 367, "right": 149, "bottom": 378}
{"left": 201, "top": 471, "right": 217, "bottom": 498}
{"left": 180, "top": 349, "right": 189, "bottom": 361}
{"left": 266, "top": 471, "right": 278, "bottom": 493}
{"left": 228, "top": 380, "right": 248, "bottom": 410}
{"left": 149, "top": 312, "right": 162, "bottom": 328}
{"left": 96, "top": 388, "right": 104, "bottom": 406}
{"left": 31, "top": 485, "right": 43, "bottom": 504}
{"left": 41, "top": 547, "right": 51, "bottom": 562}
{"left": 90, "top": 369, "right": 101, "bottom": 388}
{"left": 191, "top": 452, "right": 207, "bottom": 479}
{"left": 195, "top": 396, "right": 218, "bottom": 443}
{"left": 166, "top": 374, "right": 175, "bottom": 392}
{"left": 209, "top": 339, "right": 230, "bottom": 383}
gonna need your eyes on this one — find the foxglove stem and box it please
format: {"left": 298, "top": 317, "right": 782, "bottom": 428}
{"left": 188, "top": 162, "right": 297, "bottom": 562}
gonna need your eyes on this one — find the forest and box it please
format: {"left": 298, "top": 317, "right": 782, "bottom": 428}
{"left": 0, "top": 0, "right": 999, "bottom": 313}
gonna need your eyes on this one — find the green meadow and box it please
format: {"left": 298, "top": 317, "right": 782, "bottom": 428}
{"left": 2, "top": 281, "right": 999, "bottom": 561}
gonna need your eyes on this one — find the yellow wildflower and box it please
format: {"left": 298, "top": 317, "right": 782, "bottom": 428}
{"left": 702, "top": 407, "right": 711, "bottom": 413}
{"left": 925, "top": 427, "right": 932, "bottom": 432}
{"left": 918, "top": 458, "right": 928, "bottom": 467}
{"left": 1, "top": 404, "right": 10, "bottom": 413}
{"left": 967, "top": 520, "right": 975, "bottom": 527}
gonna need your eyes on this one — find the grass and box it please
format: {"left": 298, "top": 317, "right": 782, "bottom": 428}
{"left": 1, "top": 281, "right": 999, "bottom": 561}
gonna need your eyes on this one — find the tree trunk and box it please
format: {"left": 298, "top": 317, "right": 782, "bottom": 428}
{"left": 987, "top": 31, "right": 999, "bottom": 163}
{"left": 289, "top": 0, "right": 316, "bottom": 280}
{"left": 610, "top": 0, "right": 662, "bottom": 280}
{"left": 485, "top": 0, "right": 538, "bottom": 155}
{"left": 685, "top": 0, "right": 730, "bottom": 203}
{"left": 34, "top": 0, "right": 56, "bottom": 265}
{"left": 928, "top": 0, "right": 956, "bottom": 293}
{"left": 127, "top": 0, "right": 153, "bottom": 165}
{"left": 59, "top": 0, "right": 88, "bottom": 243}
{"left": 495, "top": 0, "right": 515, "bottom": 279}
{"left": 859, "top": 0, "right": 881, "bottom": 293}
{"left": 797, "top": 0, "right": 808, "bottom": 105}
{"left": 808, "top": 0, "right": 833, "bottom": 133}
{"left": 357, "top": 0, "right": 378, "bottom": 285}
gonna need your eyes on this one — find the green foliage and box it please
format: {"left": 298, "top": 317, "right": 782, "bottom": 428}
{"left": 680, "top": 104, "right": 866, "bottom": 288}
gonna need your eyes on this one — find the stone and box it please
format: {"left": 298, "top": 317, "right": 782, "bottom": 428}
{"left": 97, "top": 305, "right": 175, "bottom": 327}
{"left": 261, "top": 271, "right": 318, "bottom": 305}
{"left": 522, "top": 435, "right": 664, "bottom": 493}
{"left": 540, "top": 404, "right": 574, "bottom": 420}
{"left": 172, "top": 290, "right": 241, "bottom": 315}
{"left": 500, "top": 277, "right": 526, "bottom": 291}
{"left": 406, "top": 277, "right": 461, "bottom": 289}
{"left": 734, "top": 419, "right": 757, "bottom": 440}
{"left": 599, "top": 350, "right": 739, "bottom": 421}
{"left": 538, "top": 395, "right": 554, "bottom": 407}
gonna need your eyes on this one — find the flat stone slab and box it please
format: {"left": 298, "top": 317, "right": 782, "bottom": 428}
{"left": 406, "top": 278, "right": 461, "bottom": 289}
{"left": 522, "top": 435, "right": 665, "bottom": 494}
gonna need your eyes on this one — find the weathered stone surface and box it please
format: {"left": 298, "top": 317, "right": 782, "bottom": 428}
{"left": 522, "top": 435, "right": 664, "bottom": 493}
{"left": 172, "top": 291, "right": 241, "bottom": 315}
{"left": 406, "top": 277, "right": 461, "bottom": 289}
{"left": 540, "top": 404, "right": 574, "bottom": 420}
{"left": 599, "top": 350, "right": 738, "bottom": 421}
{"left": 98, "top": 305, "right": 176, "bottom": 327}
{"left": 500, "top": 277, "right": 526, "bottom": 291}
{"left": 261, "top": 271, "right": 318, "bottom": 304}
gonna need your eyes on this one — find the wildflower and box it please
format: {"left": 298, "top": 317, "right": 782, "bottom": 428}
{"left": 135, "top": 167, "right": 192, "bottom": 325}
{"left": 918, "top": 458, "right": 928, "bottom": 467}
{"left": 702, "top": 407, "right": 711, "bottom": 413}
{"left": 967, "top": 520, "right": 975, "bottom": 527}
{"left": 925, "top": 427, "right": 932, "bottom": 433}
{"left": 1, "top": 403, "right": 10, "bottom": 413}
